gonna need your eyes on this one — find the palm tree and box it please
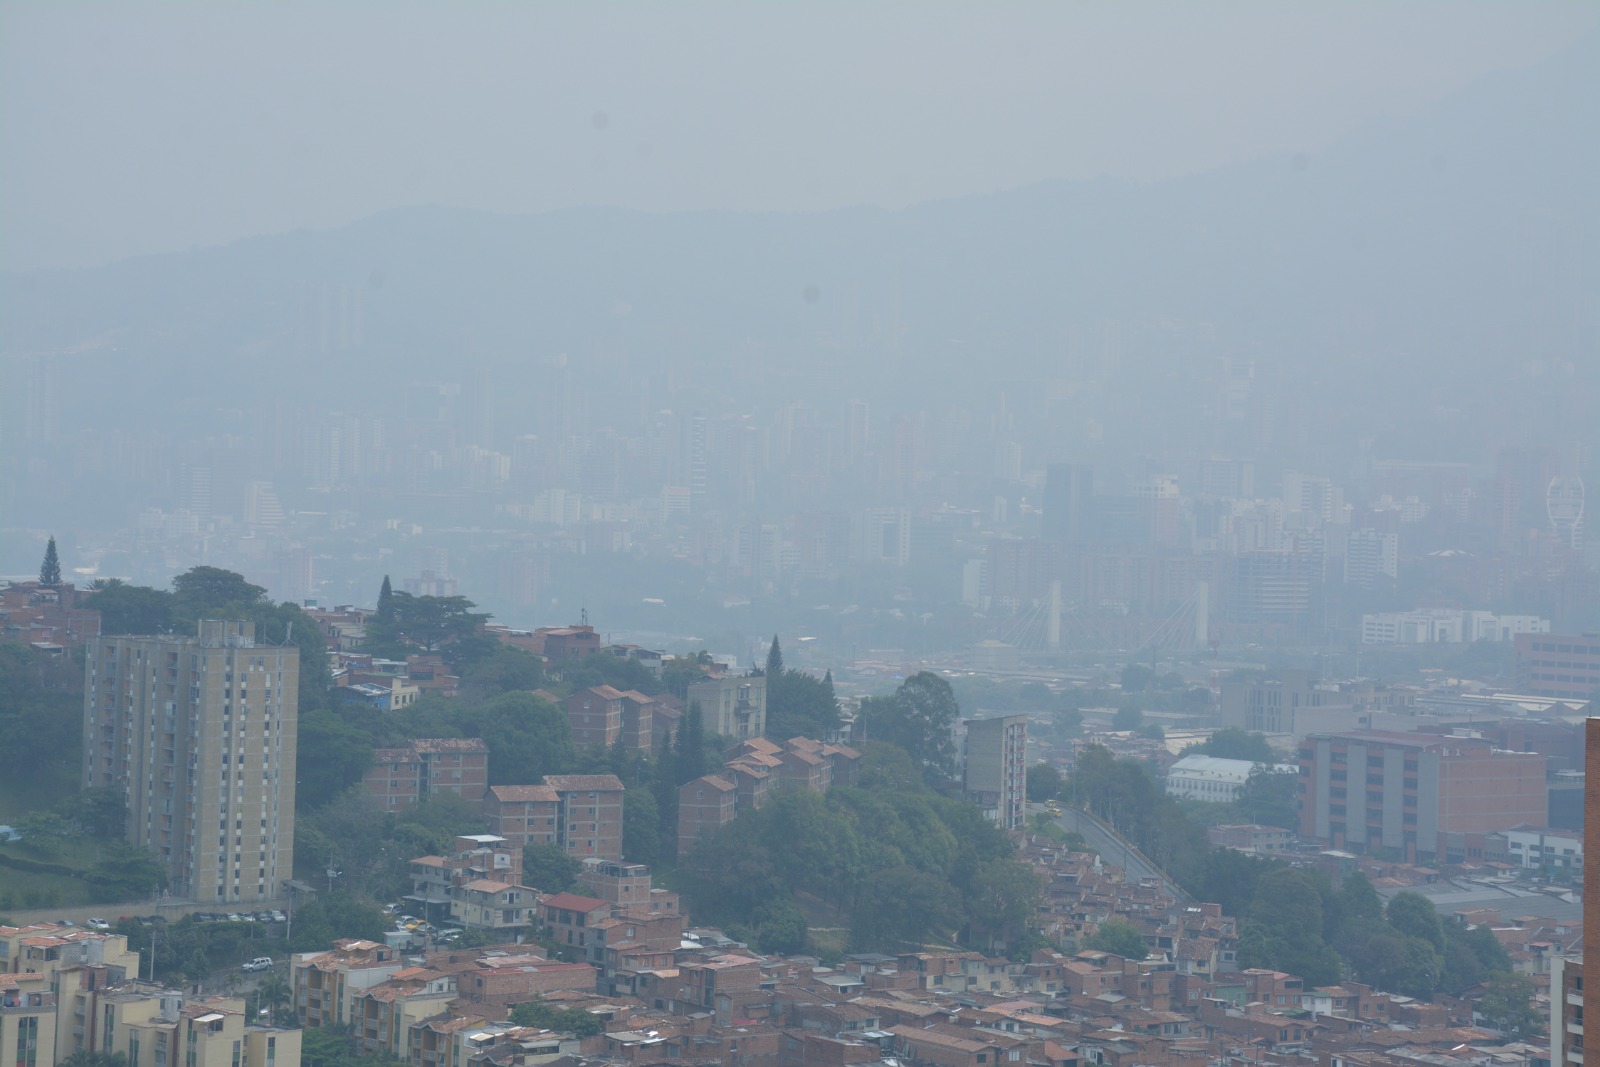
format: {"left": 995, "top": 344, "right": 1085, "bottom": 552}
{"left": 86, "top": 577, "right": 125, "bottom": 592}
{"left": 255, "top": 971, "right": 293, "bottom": 1026}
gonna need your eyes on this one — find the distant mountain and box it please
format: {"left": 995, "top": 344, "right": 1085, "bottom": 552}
{"left": 3, "top": 29, "right": 1595, "bottom": 450}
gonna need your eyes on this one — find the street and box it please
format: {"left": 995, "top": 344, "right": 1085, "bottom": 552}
{"left": 1051, "top": 806, "right": 1191, "bottom": 903}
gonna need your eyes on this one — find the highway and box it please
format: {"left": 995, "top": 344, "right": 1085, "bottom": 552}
{"left": 1050, "top": 806, "right": 1192, "bottom": 903}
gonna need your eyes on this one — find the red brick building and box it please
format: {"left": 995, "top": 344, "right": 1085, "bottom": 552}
{"left": 1298, "top": 730, "right": 1547, "bottom": 863}
{"left": 564, "top": 686, "right": 656, "bottom": 755}
{"left": 363, "top": 738, "right": 490, "bottom": 810}
{"left": 483, "top": 774, "right": 624, "bottom": 862}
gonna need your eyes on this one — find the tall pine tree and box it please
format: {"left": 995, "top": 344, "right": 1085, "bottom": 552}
{"left": 765, "top": 634, "right": 783, "bottom": 678}
{"left": 39, "top": 537, "right": 62, "bottom": 587}
{"left": 377, "top": 575, "right": 394, "bottom": 619}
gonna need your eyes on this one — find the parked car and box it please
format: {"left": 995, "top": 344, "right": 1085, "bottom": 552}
{"left": 241, "top": 957, "right": 273, "bottom": 972}
{"left": 226, "top": 913, "right": 244, "bottom": 922}
{"left": 269, "top": 910, "right": 287, "bottom": 923}
{"left": 85, "top": 918, "right": 111, "bottom": 930}
{"left": 253, "top": 912, "right": 273, "bottom": 923}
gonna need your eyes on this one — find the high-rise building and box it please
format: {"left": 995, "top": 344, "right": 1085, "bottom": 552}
{"left": 963, "top": 715, "right": 1028, "bottom": 830}
{"left": 1043, "top": 464, "right": 1092, "bottom": 545}
{"left": 1578, "top": 718, "right": 1600, "bottom": 1064}
{"left": 83, "top": 619, "right": 297, "bottom": 904}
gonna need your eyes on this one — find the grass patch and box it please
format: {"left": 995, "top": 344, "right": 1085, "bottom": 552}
{"left": 0, "top": 838, "right": 106, "bottom": 911}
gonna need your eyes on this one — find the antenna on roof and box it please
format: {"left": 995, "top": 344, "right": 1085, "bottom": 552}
{"left": 282, "top": 621, "right": 293, "bottom": 647}
{"left": 580, "top": 607, "right": 589, "bottom": 627}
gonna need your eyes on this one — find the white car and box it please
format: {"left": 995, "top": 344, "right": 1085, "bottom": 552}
{"left": 242, "top": 957, "right": 274, "bottom": 972}
{"left": 85, "top": 918, "right": 111, "bottom": 930}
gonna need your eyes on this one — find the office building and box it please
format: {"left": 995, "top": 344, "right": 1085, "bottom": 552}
{"left": 83, "top": 619, "right": 297, "bottom": 904}
{"left": 1298, "top": 730, "right": 1546, "bottom": 863}
{"left": 1219, "top": 671, "right": 1361, "bottom": 740}
{"left": 1515, "top": 632, "right": 1600, "bottom": 701}
{"left": 962, "top": 715, "right": 1027, "bottom": 830}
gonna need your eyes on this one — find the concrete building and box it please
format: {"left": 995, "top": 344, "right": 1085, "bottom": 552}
{"left": 1164, "top": 755, "right": 1294, "bottom": 803}
{"left": 1298, "top": 730, "right": 1547, "bottom": 863}
{"left": 1584, "top": 717, "right": 1600, "bottom": 1033}
{"left": 962, "top": 715, "right": 1028, "bottom": 830}
{"left": 1551, "top": 952, "right": 1581, "bottom": 1067}
{"left": 404, "top": 834, "right": 525, "bottom": 925}
{"left": 0, "top": 922, "right": 143, "bottom": 1063}
{"left": 83, "top": 619, "right": 297, "bottom": 904}
{"left": 687, "top": 674, "right": 766, "bottom": 740}
{"left": 1493, "top": 824, "right": 1582, "bottom": 875}
{"left": 1219, "top": 670, "right": 1362, "bottom": 741}
{"left": 362, "top": 737, "right": 489, "bottom": 811}
{"left": 1515, "top": 632, "right": 1600, "bottom": 701}
{"left": 1361, "top": 608, "right": 1549, "bottom": 645}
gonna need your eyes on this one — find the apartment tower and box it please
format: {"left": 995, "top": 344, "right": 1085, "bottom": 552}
{"left": 84, "top": 619, "right": 297, "bottom": 904}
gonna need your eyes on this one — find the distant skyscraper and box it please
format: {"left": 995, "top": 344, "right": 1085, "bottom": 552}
{"left": 84, "top": 619, "right": 298, "bottom": 904}
{"left": 1547, "top": 474, "right": 1584, "bottom": 552}
{"left": 1043, "top": 464, "right": 1091, "bottom": 545}
{"left": 845, "top": 398, "right": 870, "bottom": 461}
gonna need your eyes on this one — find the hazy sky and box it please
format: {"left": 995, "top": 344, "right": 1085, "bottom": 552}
{"left": 2, "top": 1, "right": 1595, "bottom": 271}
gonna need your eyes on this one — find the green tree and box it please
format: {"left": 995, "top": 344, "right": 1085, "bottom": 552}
{"left": 1111, "top": 705, "right": 1143, "bottom": 731}
{"left": 39, "top": 536, "right": 62, "bottom": 586}
{"left": 1026, "top": 763, "right": 1063, "bottom": 803}
{"left": 765, "top": 634, "right": 783, "bottom": 678}
{"left": 253, "top": 971, "right": 293, "bottom": 1026}
{"left": 1119, "top": 664, "right": 1157, "bottom": 692}
{"left": 1186, "top": 727, "right": 1279, "bottom": 763}
{"left": 1231, "top": 767, "right": 1298, "bottom": 829}
{"left": 1385, "top": 891, "right": 1445, "bottom": 952}
{"left": 377, "top": 593, "right": 489, "bottom": 651}
{"left": 1476, "top": 972, "right": 1542, "bottom": 1038}
{"left": 295, "top": 709, "right": 376, "bottom": 811}
{"left": 862, "top": 672, "right": 959, "bottom": 782}
{"left": 377, "top": 576, "right": 394, "bottom": 619}
{"left": 82, "top": 583, "right": 174, "bottom": 635}
{"left": 622, "top": 787, "right": 661, "bottom": 867}
{"left": 509, "top": 999, "right": 604, "bottom": 1037}
{"left": 1085, "top": 918, "right": 1147, "bottom": 959}
{"left": 171, "top": 565, "right": 267, "bottom": 619}
{"left": 963, "top": 859, "right": 1042, "bottom": 953}
{"left": 1240, "top": 868, "right": 1342, "bottom": 987}
{"left": 765, "top": 668, "right": 842, "bottom": 742}
{"left": 521, "top": 844, "right": 582, "bottom": 893}
{"left": 457, "top": 643, "right": 546, "bottom": 700}
{"left": 60, "top": 787, "right": 128, "bottom": 840}
{"left": 475, "top": 691, "right": 576, "bottom": 785}
{"left": 752, "top": 898, "right": 808, "bottom": 955}
{"left": 850, "top": 864, "right": 960, "bottom": 952}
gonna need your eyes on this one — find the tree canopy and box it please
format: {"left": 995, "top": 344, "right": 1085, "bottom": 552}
{"left": 39, "top": 536, "right": 62, "bottom": 586}
{"left": 860, "top": 671, "right": 959, "bottom": 782}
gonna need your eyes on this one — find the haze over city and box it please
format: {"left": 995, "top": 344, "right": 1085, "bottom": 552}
{"left": 1, "top": 5, "right": 1597, "bottom": 1064}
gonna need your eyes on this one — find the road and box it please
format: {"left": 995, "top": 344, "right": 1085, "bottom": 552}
{"left": 1050, "top": 806, "right": 1191, "bottom": 903}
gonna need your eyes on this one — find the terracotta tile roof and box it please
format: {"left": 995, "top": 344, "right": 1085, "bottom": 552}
{"left": 488, "top": 784, "right": 560, "bottom": 802}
